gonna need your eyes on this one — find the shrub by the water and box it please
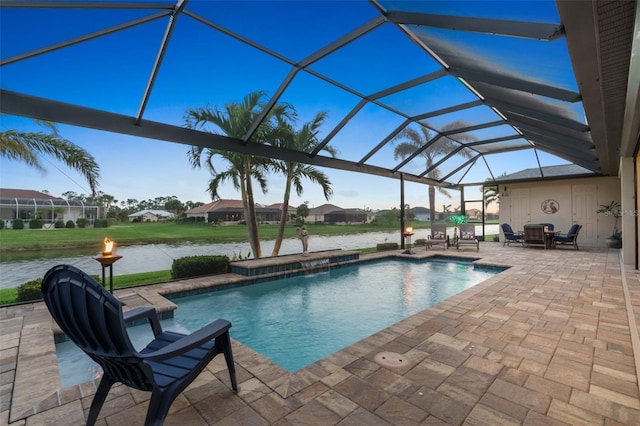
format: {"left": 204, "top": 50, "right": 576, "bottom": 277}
{"left": 16, "top": 274, "right": 102, "bottom": 303}
{"left": 12, "top": 218, "right": 24, "bottom": 230}
{"left": 171, "top": 255, "right": 230, "bottom": 279}
{"left": 17, "top": 279, "right": 42, "bottom": 302}
{"left": 65, "top": 220, "right": 75, "bottom": 228}
{"left": 54, "top": 220, "right": 65, "bottom": 228}
{"left": 376, "top": 242, "right": 399, "bottom": 251}
{"left": 414, "top": 238, "right": 427, "bottom": 246}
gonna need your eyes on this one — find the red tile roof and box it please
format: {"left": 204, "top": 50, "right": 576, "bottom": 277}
{"left": 186, "top": 199, "right": 244, "bottom": 214}
{"left": 0, "top": 188, "right": 59, "bottom": 200}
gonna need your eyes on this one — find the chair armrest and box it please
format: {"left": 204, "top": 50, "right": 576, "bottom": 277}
{"left": 142, "top": 319, "right": 232, "bottom": 362}
{"left": 123, "top": 306, "right": 163, "bottom": 337}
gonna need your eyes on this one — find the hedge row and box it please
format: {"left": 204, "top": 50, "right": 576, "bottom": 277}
{"left": 171, "top": 255, "right": 230, "bottom": 279}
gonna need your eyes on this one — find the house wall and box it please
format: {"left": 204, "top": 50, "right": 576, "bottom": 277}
{"left": 498, "top": 176, "right": 620, "bottom": 247}
{"left": 142, "top": 212, "right": 158, "bottom": 222}
{"left": 1, "top": 205, "right": 97, "bottom": 228}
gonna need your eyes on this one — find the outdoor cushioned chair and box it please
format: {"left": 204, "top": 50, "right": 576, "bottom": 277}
{"left": 456, "top": 223, "right": 479, "bottom": 251}
{"left": 501, "top": 223, "right": 523, "bottom": 246}
{"left": 41, "top": 264, "right": 238, "bottom": 426}
{"left": 554, "top": 224, "right": 582, "bottom": 250}
{"left": 538, "top": 222, "right": 554, "bottom": 231}
{"left": 427, "top": 224, "right": 447, "bottom": 250}
{"left": 523, "top": 224, "right": 546, "bottom": 249}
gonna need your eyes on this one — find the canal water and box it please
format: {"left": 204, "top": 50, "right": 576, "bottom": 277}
{"left": 0, "top": 225, "right": 498, "bottom": 289}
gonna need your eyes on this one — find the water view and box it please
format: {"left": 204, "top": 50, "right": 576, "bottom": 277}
{"left": 0, "top": 225, "right": 499, "bottom": 289}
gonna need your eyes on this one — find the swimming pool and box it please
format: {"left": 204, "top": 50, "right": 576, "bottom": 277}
{"left": 56, "top": 257, "right": 505, "bottom": 388}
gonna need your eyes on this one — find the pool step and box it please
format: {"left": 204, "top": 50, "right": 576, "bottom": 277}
{"left": 230, "top": 249, "right": 360, "bottom": 277}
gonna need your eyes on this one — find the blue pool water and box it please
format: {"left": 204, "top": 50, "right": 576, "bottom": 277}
{"left": 56, "top": 258, "right": 504, "bottom": 388}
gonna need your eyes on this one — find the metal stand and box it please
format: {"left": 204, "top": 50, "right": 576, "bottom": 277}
{"left": 94, "top": 254, "right": 122, "bottom": 293}
{"left": 403, "top": 232, "right": 415, "bottom": 254}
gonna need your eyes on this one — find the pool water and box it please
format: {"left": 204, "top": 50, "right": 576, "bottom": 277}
{"left": 56, "top": 258, "right": 504, "bottom": 388}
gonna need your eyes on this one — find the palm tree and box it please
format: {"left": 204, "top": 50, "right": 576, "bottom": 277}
{"left": 270, "top": 111, "right": 337, "bottom": 256}
{"left": 184, "top": 91, "right": 293, "bottom": 258}
{"left": 483, "top": 173, "right": 506, "bottom": 208}
{"left": 0, "top": 120, "right": 100, "bottom": 195}
{"left": 392, "top": 122, "right": 477, "bottom": 223}
{"left": 483, "top": 184, "right": 499, "bottom": 208}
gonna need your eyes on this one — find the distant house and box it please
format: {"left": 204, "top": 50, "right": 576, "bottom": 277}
{"left": 0, "top": 188, "right": 98, "bottom": 228}
{"left": 324, "top": 208, "right": 368, "bottom": 224}
{"left": 266, "top": 203, "right": 296, "bottom": 220}
{"left": 128, "top": 209, "right": 174, "bottom": 222}
{"left": 466, "top": 208, "right": 482, "bottom": 220}
{"left": 185, "top": 199, "right": 289, "bottom": 223}
{"left": 308, "top": 204, "right": 342, "bottom": 224}
{"left": 410, "top": 206, "right": 431, "bottom": 222}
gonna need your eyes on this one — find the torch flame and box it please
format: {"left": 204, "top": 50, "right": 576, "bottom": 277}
{"left": 405, "top": 226, "right": 413, "bottom": 234}
{"left": 103, "top": 237, "right": 114, "bottom": 255}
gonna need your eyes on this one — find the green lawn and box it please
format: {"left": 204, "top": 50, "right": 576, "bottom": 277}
{"left": 0, "top": 221, "right": 431, "bottom": 251}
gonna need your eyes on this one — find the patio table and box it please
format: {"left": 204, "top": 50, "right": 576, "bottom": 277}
{"left": 544, "top": 230, "right": 560, "bottom": 249}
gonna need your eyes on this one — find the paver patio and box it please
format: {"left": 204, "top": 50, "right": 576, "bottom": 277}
{"left": 1, "top": 242, "right": 639, "bottom": 425}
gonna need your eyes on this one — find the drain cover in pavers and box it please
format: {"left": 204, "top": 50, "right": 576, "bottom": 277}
{"left": 374, "top": 351, "right": 406, "bottom": 368}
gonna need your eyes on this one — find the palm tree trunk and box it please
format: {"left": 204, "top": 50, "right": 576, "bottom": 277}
{"left": 244, "top": 164, "right": 262, "bottom": 258}
{"left": 272, "top": 175, "right": 292, "bottom": 256}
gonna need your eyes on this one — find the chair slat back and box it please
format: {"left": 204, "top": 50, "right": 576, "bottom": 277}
{"left": 431, "top": 224, "right": 446, "bottom": 240}
{"left": 459, "top": 224, "right": 476, "bottom": 239}
{"left": 42, "top": 265, "right": 153, "bottom": 390}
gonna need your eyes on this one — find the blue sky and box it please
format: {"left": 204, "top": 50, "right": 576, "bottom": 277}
{"left": 0, "top": 0, "right": 580, "bottom": 212}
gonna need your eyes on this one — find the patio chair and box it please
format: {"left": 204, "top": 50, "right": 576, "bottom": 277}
{"left": 501, "top": 223, "right": 523, "bottom": 246}
{"left": 554, "top": 224, "right": 582, "bottom": 250}
{"left": 523, "top": 224, "right": 546, "bottom": 249}
{"left": 41, "top": 264, "right": 238, "bottom": 426}
{"left": 538, "top": 222, "right": 554, "bottom": 231}
{"left": 427, "top": 224, "right": 447, "bottom": 250}
{"left": 456, "top": 223, "right": 479, "bottom": 251}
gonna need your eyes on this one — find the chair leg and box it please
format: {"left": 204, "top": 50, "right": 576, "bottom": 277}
{"left": 86, "top": 376, "right": 115, "bottom": 426}
{"left": 218, "top": 332, "right": 238, "bottom": 392}
{"left": 145, "top": 388, "right": 174, "bottom": 426}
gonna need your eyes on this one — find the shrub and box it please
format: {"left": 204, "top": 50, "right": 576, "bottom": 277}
{"left": 54, "top": 220, "right": 65, "bottom": 228}
{"left": 16, "top": 279, "right": 43, "bottom": 302}
{"left": 12, "top": 218, "right": 24, "bottom": 230}
{"left": 376, "top": 242, "right": 399, "bottom": 251}
{"left": 65, "top": 220, "right": 75, "bottom": 228}
{"left": 29, "top": 218, "right": 44, "bottom": 229}
{"left": 171, "top": 255, "right": 230, "bottom": 279}
{"left": 76, "top": 217, "right": 90, "bottom": 228}
{"left": 0, "top": 220, "right": 4, "bottom": 230}
{"left": 94, "top": 219, "right": 109, "bottom": 228}
{"left": 414, "top": 238, "right": 427, "bottom": 246}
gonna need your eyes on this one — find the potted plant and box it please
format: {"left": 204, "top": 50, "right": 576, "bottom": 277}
{"left": 596, "top": 201, "right": 622, "bottom": 248}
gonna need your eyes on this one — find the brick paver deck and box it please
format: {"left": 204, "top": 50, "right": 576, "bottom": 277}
{"left": 1, "top": 243, "right": 639, "bottom": 425}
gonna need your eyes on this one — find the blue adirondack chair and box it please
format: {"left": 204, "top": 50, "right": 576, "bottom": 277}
{"left": 41, "top": 264, "right": 238, "bottom": 426}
